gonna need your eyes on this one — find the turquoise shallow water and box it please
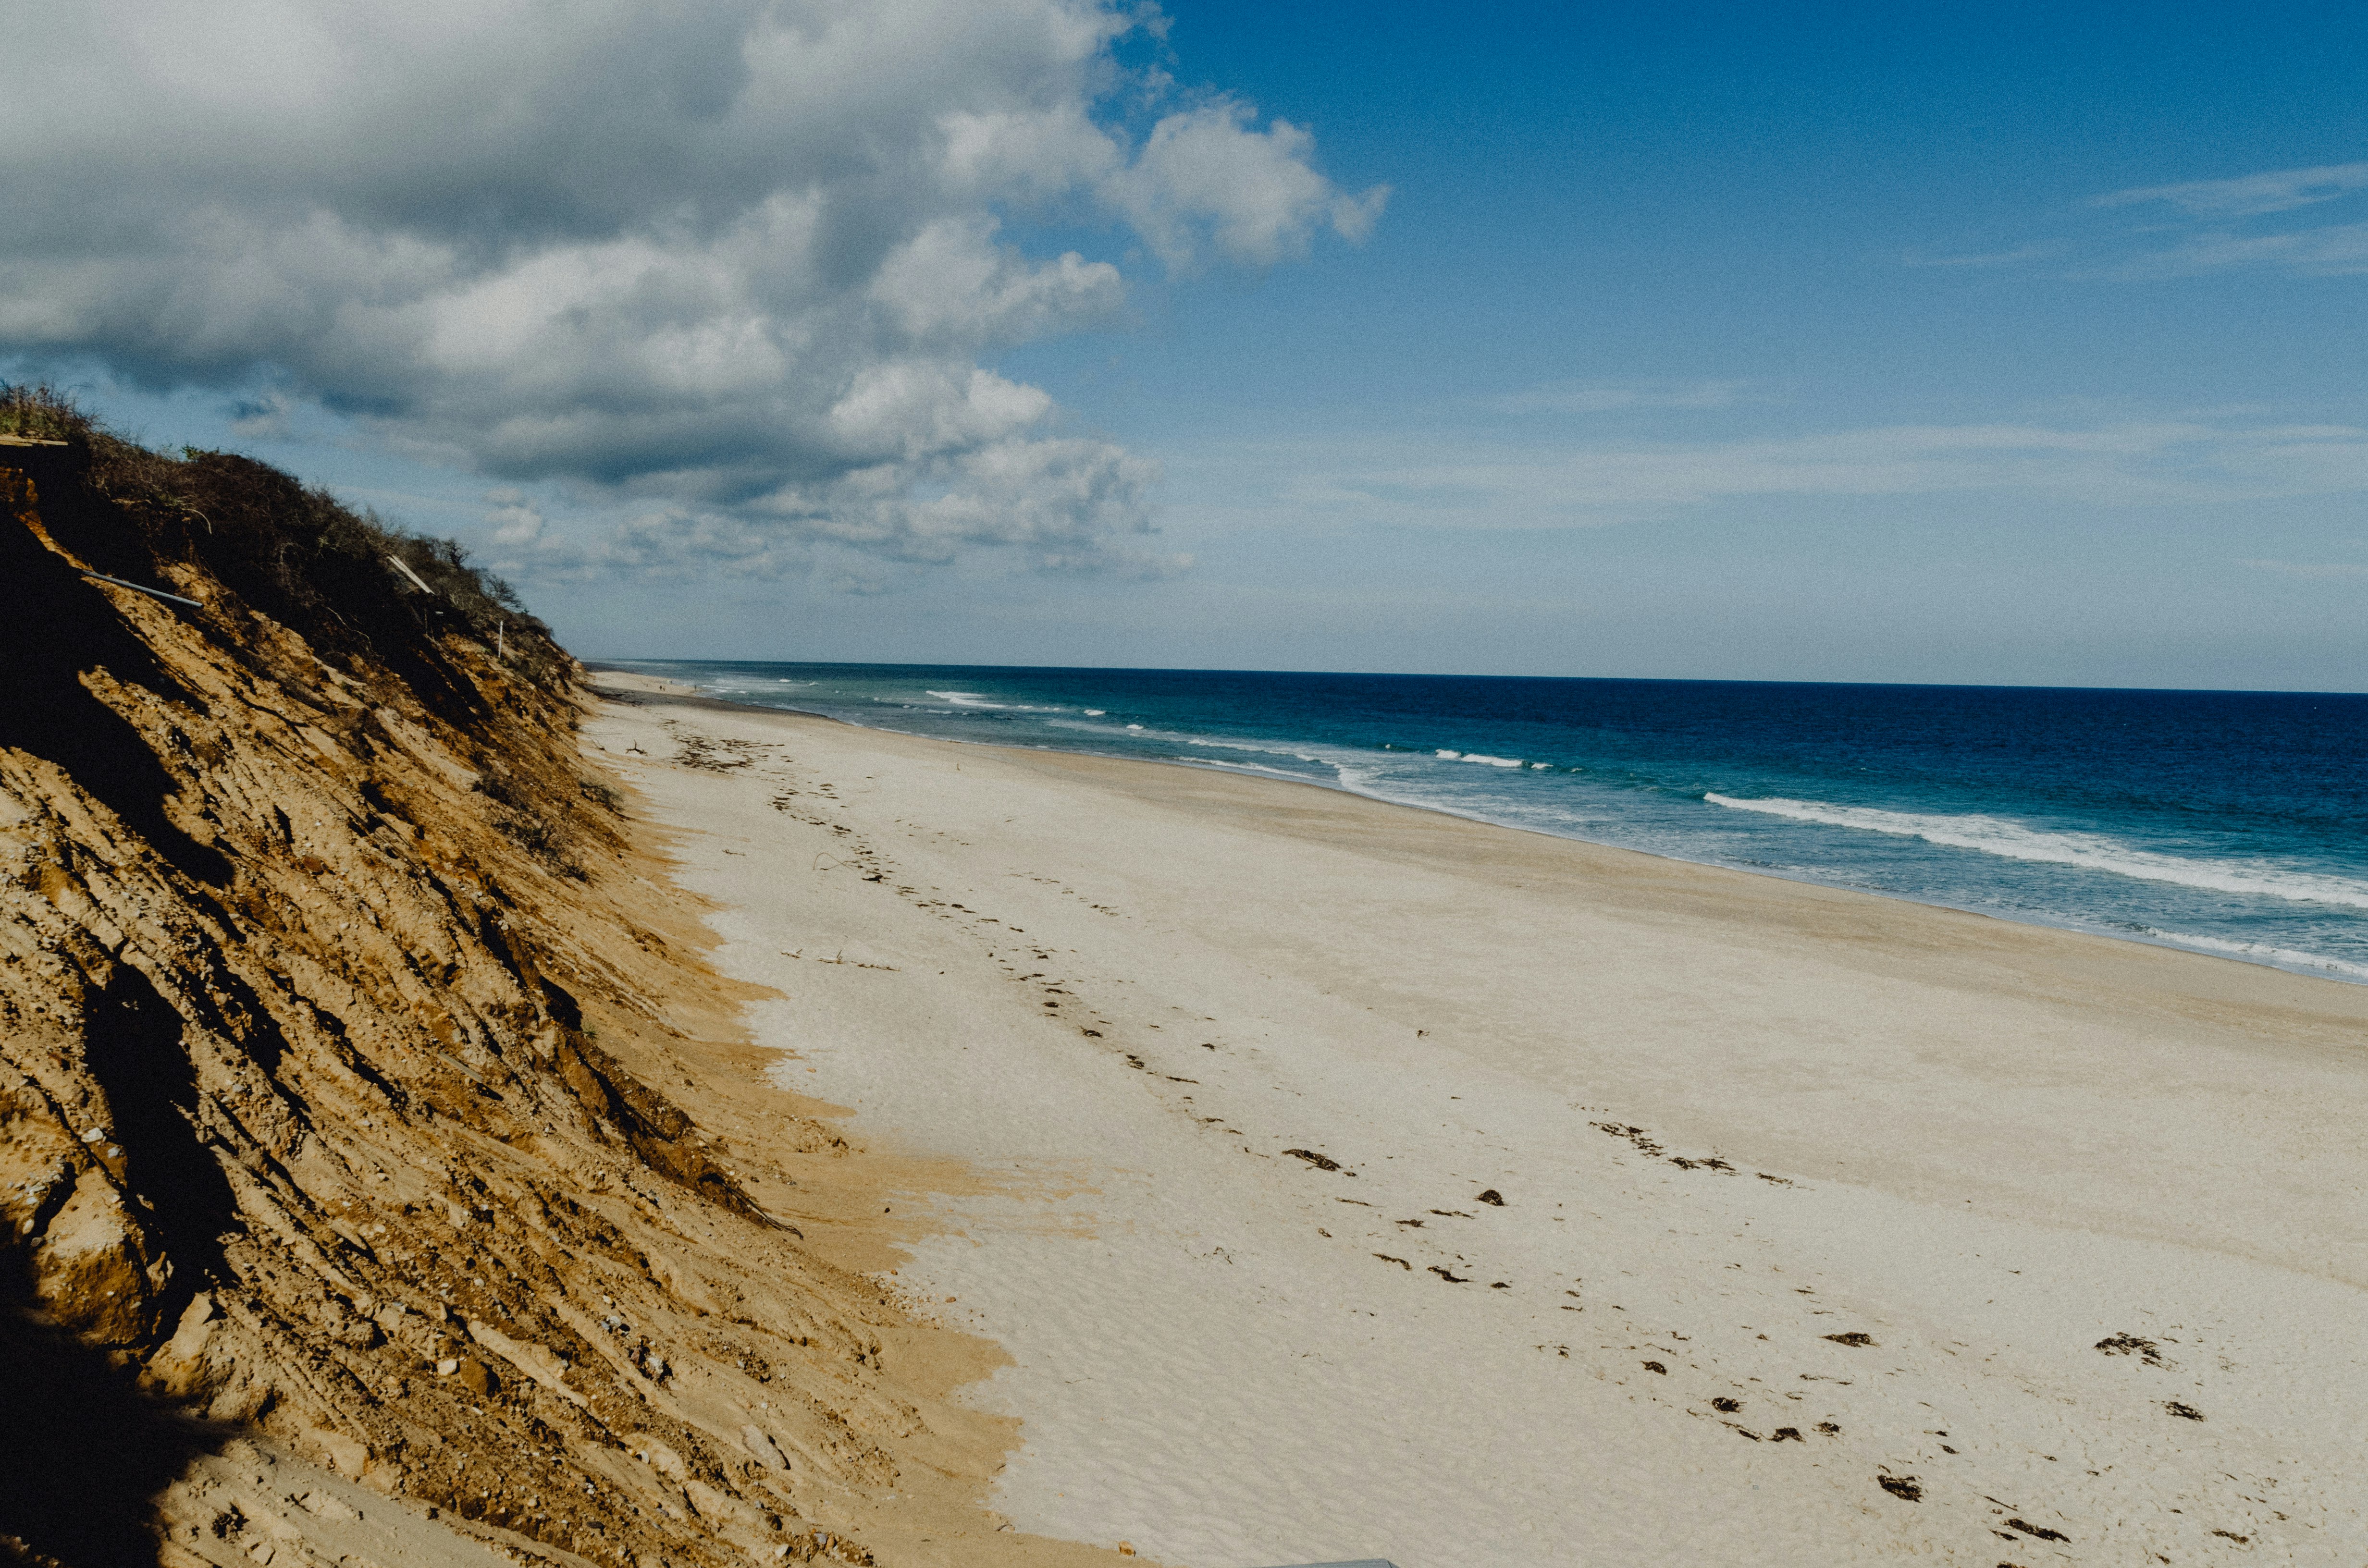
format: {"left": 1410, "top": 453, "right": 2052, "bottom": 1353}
{"left": 612, "top": 661, "right": 2368, "bottom": 985}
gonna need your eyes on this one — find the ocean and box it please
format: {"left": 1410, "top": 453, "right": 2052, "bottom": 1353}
{"left": 611, "top": 662, "right": 2368, "bottom": 985}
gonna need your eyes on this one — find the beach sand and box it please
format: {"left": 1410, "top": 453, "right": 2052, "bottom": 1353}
{"left": 588, "top": 671, "right": 2368, "bottom": 1567}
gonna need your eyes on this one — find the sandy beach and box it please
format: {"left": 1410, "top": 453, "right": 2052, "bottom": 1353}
{"left": 588, "top": 670, "right": 2368, "bottom": 1567}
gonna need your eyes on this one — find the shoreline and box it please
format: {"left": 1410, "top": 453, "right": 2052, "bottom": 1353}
{"left": 588, "top": 670, "right": 2368, "bottom": 1566}
{"left": 588, "top": 663, "right": 2368, "bottom": 990}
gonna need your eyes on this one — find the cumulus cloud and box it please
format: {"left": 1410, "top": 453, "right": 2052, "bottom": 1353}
{"left": 1104, "top": 99, "right": 1390, "bottom": 268}
{"left": 0, "top": 0, "right": 1382, "bottom": 575}
{"left": 483, "top": 488, "right": 544, "bottom": 545}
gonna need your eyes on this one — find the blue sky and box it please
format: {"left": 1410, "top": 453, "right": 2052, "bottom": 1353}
{"left": 11, "top": 2, "right": 2366, "bottom": 688}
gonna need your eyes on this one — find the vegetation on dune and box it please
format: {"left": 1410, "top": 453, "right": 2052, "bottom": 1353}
{"left": 1, "top": 382, "right": 605, "bottom": 875}
{"left": 0, "top": 382, "right": 562, "bottom": 687}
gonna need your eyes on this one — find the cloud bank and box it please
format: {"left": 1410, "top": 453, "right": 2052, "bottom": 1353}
{"left": 1213, "top": 415, "right": 2368, "bottom": 531}
{"left": 0, "top": 0, "right": 1383, "bottom": 575}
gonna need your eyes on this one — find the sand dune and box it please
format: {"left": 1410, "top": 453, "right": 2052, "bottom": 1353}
{"left": 591, "top": 672, "right": 2368, "bottom": 1567}
{"left": 3, "top": 426, "right": 1138, "bottom": 1568}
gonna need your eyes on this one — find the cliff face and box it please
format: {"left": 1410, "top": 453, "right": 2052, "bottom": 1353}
{"left": 0, "top": 412, "right": 1036, "bottom": 1568}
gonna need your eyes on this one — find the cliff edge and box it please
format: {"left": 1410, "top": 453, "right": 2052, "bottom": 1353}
{"left": 0, "top": 392, "right": 1088, "bottom": 1568}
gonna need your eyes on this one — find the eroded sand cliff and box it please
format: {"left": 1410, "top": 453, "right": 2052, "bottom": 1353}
{"left": 0, "top": 412, "right": 1100, "bottom": 1568}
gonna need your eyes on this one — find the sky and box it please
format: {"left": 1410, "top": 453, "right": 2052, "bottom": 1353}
{"left": 7, "top": 1, "right": 2366, "bottom": 690}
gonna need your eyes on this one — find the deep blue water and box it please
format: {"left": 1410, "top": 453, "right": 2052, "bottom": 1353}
{"left": 612, "top": 662, "right": 2368, "bottom": 984}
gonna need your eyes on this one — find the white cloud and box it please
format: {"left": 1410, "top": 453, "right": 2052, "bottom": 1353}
{"left": 2094, "top": 161, "right": 2368, "bottom": 218}
{"left": 0, "top": 0, "right": 1379, "bottom": 575}
{"left": 1103, "top": 99, "right": 1390, "bottom": 268}
{"left": 1906, "top": 160, "right": 2368, "bottom": 282}
{"left": 1193, "top": 416, "right": 2368, "bottom": 531}
{"left": 755, "top": 432, "right": 1170, "bottom": 566}
{"left": 2139, "top": 221, "right": 2368, "bottom": 278}
{"left": 483, "top": 487, "right": 544, "bottom": 545}
{"left": 2070, "top": 159, "right": 2368, "bottom": 278}
{"left": 1488, "top": 380, "right": 1744, "bottom": 415}
{"left": 1899, "top": 243, "right": 2061, "bottom": 270}
{"left": 2241, "top": 558, "right": 2368, "bottom": 580}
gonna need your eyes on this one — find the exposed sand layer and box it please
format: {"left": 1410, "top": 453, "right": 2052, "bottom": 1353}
{"left": 591, "top": 672, "right": 2368, "bottom": 1568}
{"left": 2, "top": 445, "right": 1123, "bottom": 1568}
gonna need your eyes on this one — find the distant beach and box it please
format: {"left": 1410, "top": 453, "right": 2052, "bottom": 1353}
{"left": 604, "top": 662, "right": 2368, "bottom": 986}
{"left": 591, "top": 668, "right": 2368, "bottom": 1566}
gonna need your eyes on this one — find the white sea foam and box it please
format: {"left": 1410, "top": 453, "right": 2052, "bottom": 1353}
{"left": 1048, "top": 719, "right": 1323, "bottom": 767}
{"left": 1704, "top": 794, "right": 2368, "bottom": 910}
{"left": 2134, "top": 928, "right": 2368, "bottom": 980}
{"left": 924, "top": 690, "right": 1069, "bottom": 712}
{"left": 1181, "top": 737, "right": 1327, "bottom": 764}
{"left": 1434, "top": 749, "right": 1524, "bottom": 767}
{"left": 1183, "top": 758, "right": 1316, "bottom": 782}
{"left": 1328, "top": 764, "right": 1549, "bottom": 833}
{"left": 1084, "top": 709, "right": 1105, "bottom": 715}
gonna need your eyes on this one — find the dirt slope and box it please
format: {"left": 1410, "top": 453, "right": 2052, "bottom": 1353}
{"left": 0, "top": 417, "right": 1110, "bottom": 1568}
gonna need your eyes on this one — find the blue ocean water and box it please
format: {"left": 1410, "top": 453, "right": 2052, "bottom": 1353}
{"left": 613, "top": 662, "right": 2368, "bottom": 984}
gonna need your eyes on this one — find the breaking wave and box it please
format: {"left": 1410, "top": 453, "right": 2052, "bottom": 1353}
{"left": 2132, "top": 928, "right": 2368, "bottom": 980}
{"left": 1704, "top": 795, "right": 2368, "bottom": 910}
